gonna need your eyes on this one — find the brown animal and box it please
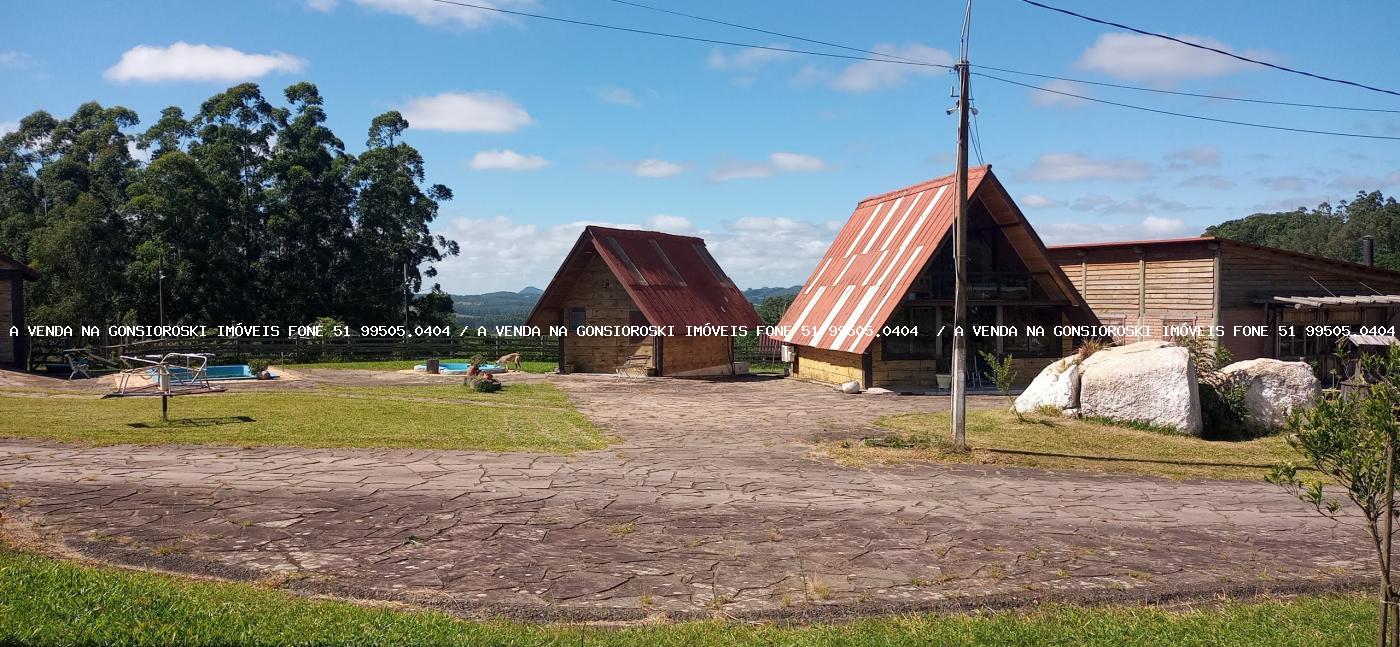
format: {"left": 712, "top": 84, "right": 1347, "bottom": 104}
{"left": 496, "top": 353, "right": 523, "bottom": 371}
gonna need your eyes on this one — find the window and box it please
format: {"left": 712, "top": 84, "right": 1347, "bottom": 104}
{"left": 569, "top": 307, "right": 587, "bottom": 335}
{"left": 882, "top": 307, "right": 938, "bottom": 359}
{"left": 1000, "top": 306, "right": 1061, "bottom": 357}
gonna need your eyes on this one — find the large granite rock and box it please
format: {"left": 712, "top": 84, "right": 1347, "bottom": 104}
{"left": 1014, "top": 360, "right": 1080, "bottom": 415}
{"left": 1220, "top": 358, "right": 1320, "bottom": 430}
{"left": 1079, "top": 342, "right": 1203, "bottom": 435}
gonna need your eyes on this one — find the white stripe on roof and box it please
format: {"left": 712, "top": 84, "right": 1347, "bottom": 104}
{"left": 861, "top": 248, "right": 889, "bottom": 286}
{"left": 812, "top": 285, "right": 855, "bottom": 346}
{"left": 804, "top": 257, "right": 832, "bottom": 294}
{"left": 829, "top": 255, "right": 857, "bottom": 286}
{"left": 897, "top": 185, "right": 946, "bottom": 252}
{"left": 831, "top": 285, "right": 880, "bottom": 350}
{"left": 784, "top": 285, "right": 826, "bottom": 342}
{"left": 843, "top": 201, "right": 885, "bottom": 258}
{"left": 849, "top": 244, "right": 925, "bottom": 352}
{"left": 860, "top": 196, "right": 902, "bottom": 255}
{"left": 880, "top": 190, "right": 925, "bottom": 252}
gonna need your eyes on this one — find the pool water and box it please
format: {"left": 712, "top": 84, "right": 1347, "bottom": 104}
{"left": 414, "top": 362, "right": 505, "bottom": 375}
{"left": 158, "top": 364, "right": 262, "bottom": 382}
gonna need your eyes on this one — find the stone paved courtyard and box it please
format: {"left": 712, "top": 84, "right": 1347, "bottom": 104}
{"left": 0, "top": 372, "right": 1372, "bottom": 619}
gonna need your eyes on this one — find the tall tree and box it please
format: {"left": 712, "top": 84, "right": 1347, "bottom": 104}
{"left": 346, "top": 110, "right": 458, "bottom": 325}
{"left": 262, "top": 82, "right": 354, "bottom": 322}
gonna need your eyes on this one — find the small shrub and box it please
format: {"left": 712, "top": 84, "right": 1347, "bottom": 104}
{"left": 979, "top": 351, "right": 1020, "bottom": 421}
{"left": 1075, "top": 338, "right": 1108, "bottom": 361}
{"left": 247, "top": 358, "right": 270, "bottom": 374}
{"left": 466, "top": 375, "right": 502, "bottom": 393}
{"left": 1201, "top": 380, "right": 1256, "bottom": 440}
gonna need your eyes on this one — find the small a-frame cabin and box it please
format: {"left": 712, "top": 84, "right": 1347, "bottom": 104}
{"left": 775, "top": 166, "right": 1085, "bottom": 390}
{"left": 0, "top": 251, "right": 39, "bottom": 369}
{"left": 525, "top": 226, "right": 763, "bottom": 376}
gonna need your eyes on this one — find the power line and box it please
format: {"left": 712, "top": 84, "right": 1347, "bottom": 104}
{"left": 970, "top": 109, "right": 986, "bottom": 166}
{"left": 601, "top": 0, "right": 1398, "bottom": 114}
{"left": 972, "top": 65, "right": 1400, "bottom": 114}
{"left": 975, "top": 71, "right": 1400, "bottom": 141}
{"left": 419, "top": 0, "right": 1400, "bottom": 140}
{"left": 1019, "top": 0, "right": 1400, "bottom": 98}
{"left": 603, "top": 0, "right": 926, "bottom": 66}
{"left": 422, "top": 0, "right": 950, "bottom": 69}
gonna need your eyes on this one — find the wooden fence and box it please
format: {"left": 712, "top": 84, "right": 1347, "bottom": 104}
{"left": 29, "top": 334, "right": 784, "bottom": 373}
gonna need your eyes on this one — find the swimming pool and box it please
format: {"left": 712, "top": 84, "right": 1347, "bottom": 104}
{"left": 159, "top": 364, "right": 262, "bottom": 382}
{"left": 414, "top": 362, "right": 505, "bottom": 375}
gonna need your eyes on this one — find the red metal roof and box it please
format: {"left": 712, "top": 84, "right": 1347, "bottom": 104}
{"left": 525, "top": 225, "right": 763, "bottom": 330}
{"left": 774, "top": 166, "right": 990, "bottom": 353}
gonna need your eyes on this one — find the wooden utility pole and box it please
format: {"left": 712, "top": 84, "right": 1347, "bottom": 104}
{"left": 950, "top": 2, "right": 972, "bottom": 451}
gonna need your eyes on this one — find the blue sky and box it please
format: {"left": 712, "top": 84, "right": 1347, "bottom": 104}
{"left": 3, "top": 0, "right": 1398, "bottom": 293}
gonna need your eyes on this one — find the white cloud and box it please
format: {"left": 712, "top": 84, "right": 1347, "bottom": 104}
{"left": 1021, "top": 194, "right": 1064, "bottom": 209}
{"left": 399, "top": 91, "right": 532, "bottom": 133}
{"left": 1178, "top": 174, "right": 1236, "bottom": 190}
{"left": 0, "top": 121, "right": 17, "bottom": 136}
{"left": 1260, "top": 176, "right": 1312, "bottom": 192}
{"left": 0, "top": 51, "right": 34, "bottom": 69}
{"left": 433, "top": 213, "right": 839, "bottom": 292}
{"left": 710, "top": 162, "right": 773, "bottom": 182}
{"left": 769, "top": 152, "right": 826, "bottom": 172}
{"left": 350, "top": 0, "right": 526, "bottom": 29}
{"left": 1028, "top": 79, "right": 1091, "bottom": 107}
{"left": 646, "top": 214, "right": 693, "bottom": 233}
{"left": 710, "top": 152, "right": 828, "bottom": 182}
{"left": 1142, "top": 215, "right": 1185, "bottom": 234}
{"left": 1077, "top": 33, "right": 1274, "bottom": 81}
{"left": 468, "top": 149, "right": 549, "bottom": 171}
{"left": 306, "top": 0, "right": 337, "bottom": 11}
{"left": 707, "top": 45, "right": 794, "bottom": 71}
{"left": 633, "top": 159, "right": 684, "bottom": 178}
{"left": 1020, "top": 153, "right": 1151, "bottom": 183}
{"left": 104, "top": 42, "right": 305, "bottom": 83}
{"left": 830, "top": 43, "right": 952, "bottom": 93}
{"left": 597, "top": 86, "right": 639, "bottom": 107}
{"left": 1165, "top": 146, "right": 1219, "bottom": 167}
{"left": 1036, "top": 216, "right": 1191, "bottom": 245}
{"left": 1331, "top": 171, "right": 1400, "bottom": 190}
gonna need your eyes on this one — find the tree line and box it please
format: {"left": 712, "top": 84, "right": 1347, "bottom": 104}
{"left": 0, "top": 82, "right": 457, "bottom": 332}
{"left": 1206, "top": 191, "right": 1400, "bottom": 270}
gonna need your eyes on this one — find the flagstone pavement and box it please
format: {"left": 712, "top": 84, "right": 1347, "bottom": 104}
{"left": 0, "top": 373, "right": 1371, "bottom": 620}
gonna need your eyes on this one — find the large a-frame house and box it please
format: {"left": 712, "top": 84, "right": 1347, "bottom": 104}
{"left": 775, "top": 166, "right": 1085, "bottom": 390}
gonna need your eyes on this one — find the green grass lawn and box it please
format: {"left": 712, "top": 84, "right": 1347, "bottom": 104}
{"left": 0, "top": 384, "right": 607, "bottom": 452}
{"left": 818, "top": 409, "right": 1302, "bottom": 481}
{"left": 285, "top": 358, "right": 557, "bottom": 373}
{"left": 0, "top": 545, "right": 1373, "bottom": 646}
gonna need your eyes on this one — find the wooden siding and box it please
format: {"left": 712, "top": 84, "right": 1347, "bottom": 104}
{"left": 555, "top": 254, "right": 653, "bottom": 374}
{"left": 1049, "top": 242, "right": 1217, "bottom": 343}
{"left": 662, "top": 335, "right": 732, "bottom": 376}
{"left": 1219, "top": 243, "right": 1400, "bottom": 306}
{"left": 793, "top": 346, "right": 864, "bottom": 386}
{"left": 0, "top": 276, "right": 13, "bottom": 364}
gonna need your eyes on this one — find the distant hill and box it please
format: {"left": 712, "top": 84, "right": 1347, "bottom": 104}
{"left": 451, "top": 284, "right": 802, "bottom": 328}
{"left": 450, "top": 288, "right": 542, "bottom": 328}
{"left": 742, "top": 285, "right": 801, "bottom": 303}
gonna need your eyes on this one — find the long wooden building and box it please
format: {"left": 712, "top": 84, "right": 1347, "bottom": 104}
{"left": 776, "top": 166, "right": 1400, "bottom": 390}
{"left": 1047, "top": 237, "right": 1400, "bottom": 374}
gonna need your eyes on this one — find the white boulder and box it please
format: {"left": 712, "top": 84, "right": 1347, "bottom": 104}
{"left": 1079, "top": 343, "right": 1203, "bottom": 435}
{"left": 839, "top": 380, "right": 862, "bottom": 394}
{"left": 1220, "top": 358, "right": 1320, "bottom": 430}
{"left": 1014, "top": 360, "right": 1080, "bottom": 415}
